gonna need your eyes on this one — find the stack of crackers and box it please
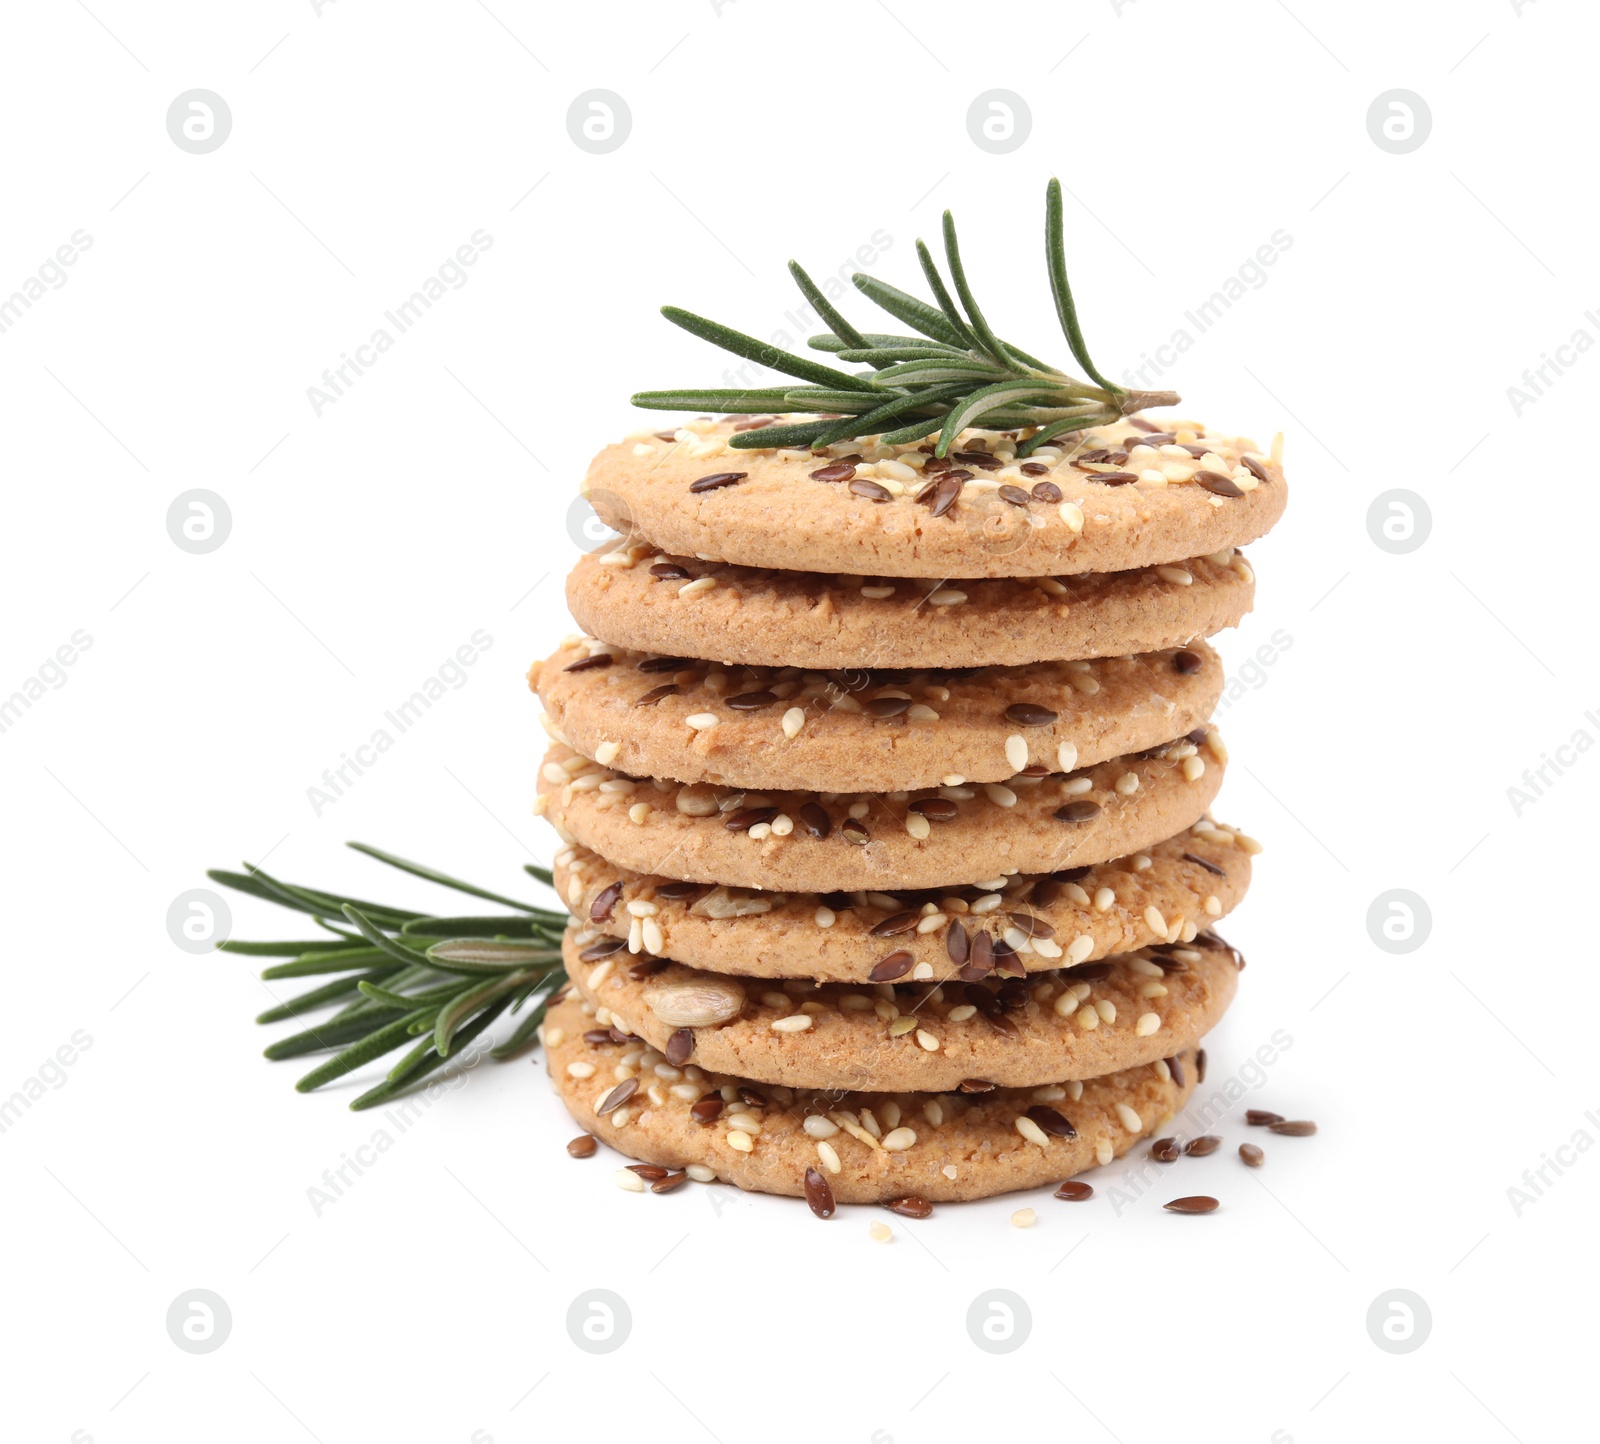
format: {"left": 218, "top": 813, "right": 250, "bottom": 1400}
{"left": 533, "top": 413, "right": 1286, "bottom": 1211}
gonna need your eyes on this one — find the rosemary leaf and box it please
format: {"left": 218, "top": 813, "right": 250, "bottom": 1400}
{"left": 350, "top": 997, "right": 513, "bottom": 1111}
{"left": 264, "top": 1007, "right": 408, "bottom": 1062}
{"left": 851, "top": 275, "right": 967, "bottom": 348}
{"left": 424, "top": 938, "right": 562, "bottom": 975}
{"left": 294, "top": 1007, "right": 438, "bottom": 1092}
{"left": 255, "top": 968, "right": 399, "bottom": 1024}
{"left": 787, "top": 260, "right": 868, "bottom": 352}
{"left": 357, "top": 979, "right": 468, "bottom": 1011}
{"left": 915, "top": 238, "right": 979, "bottom": 353}
{"left": 1044, "top": 178, "right": 1117, "bottom": 392}
{"left": 936, "top": 382, "right": 1060, "bottom": 456}
{"left": 345, "top": 842, "right": 538, "bottom": 913}
{"left": 342, "top": 905, "right": 434, "bottom": 967}
{"left": 491, "top": 985, "right": 561, "bottom": 1060}
{"left": 259, "top": 947, "right": 393, "bottom": 980}
{"left": 400, "top": 914, "right": 552, "bottom": 938}
{"left": 811, "top": 332, "right": 948, "bottom": 354}
{"left": 434, "top": 971, "right": 534, "bottom": 1056}
{"left": 629, "top": 388, "right": 798, "bottom": 412}
{"left": 660, "top": 306, "right": 876, "bottom": 392}
{"left": 218, "top": 938, "right": 341, "bottom": 957}
{"left": 725, "top": 421, "right": 831, "bottom": 451}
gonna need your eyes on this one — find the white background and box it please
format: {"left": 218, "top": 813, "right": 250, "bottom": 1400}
{"left": 1, "top": 1, "right": 1591, "bottom": 1440}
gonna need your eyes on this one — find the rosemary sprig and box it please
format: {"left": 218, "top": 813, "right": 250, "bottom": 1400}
{"left": 633, "top": 177, "right": 1178, "bottom": 458}
{"left": 211, "top": 842, "right": 570, "bottom": 1110}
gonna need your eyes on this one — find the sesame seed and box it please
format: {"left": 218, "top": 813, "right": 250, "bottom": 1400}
{"left": 916, "top": 1029, "right": 940, "bottom": 1052}
{"left": 1095, "top": 999, "right": 1116, "bottom": 1023}
{"left": 1056, "top": 741, "right": 1078, "bottom": 771}
{"left": 881, "top": 1127, "right": 917, "bottom": 1151}
{"left": 1058, "top": 501, "right": 1084, "bottom": 532}
{"left": 566, "top": 1061, "right": 596, "bottom": 1079}
{"left": 1003, "top": 734, "right": 1029, "bottom": 771}
{"left": 1144, "top": 905, "right": 1168, "bottom": 935}
{"left": 677, "top": 576, "right": 718, "bottom": 598}
{"left": 726, "top": 1130, "right": 754, "bottom": 1152}
{"left": 1074, "top": 1005, "right": 1099, "bottom": 1031}
{"left": 814, "top": 906, "right": 836, "bottom": 927}
{"left": 1115, "top": 1103, "right": 1143, "bottom": 1132}
{"left": 614, "top": 1169, "right": 645, "bottom": 1192}
{"left": 1135, "top": 1012, "right": 1161, "bottom": 1036}
{"left": 1011, "top": 1207, "right": 1038, "bottom": 1229}
{"left": 928, "top": 588, "right": 967, "bottom": 605}
{"left": 1015, "top": 1116, "right": 1050, "bottom": 1147}
{"left": 1095, "top": 1139, "right": 1113, "bottom": 1165}
{"left": 983, "top": 783, "right": 1018, "bottom": 808}
{"left": 905, "top": 813, "right": 931, "bottom": 840}
{"left": 1115, "top": 771, "right": 1139, "bottom": 795}
{"left": 1093, "top": 886, "right": 1115, "bottom": 912}
{"left": 817, "top": 1140, "right": 842, "bottom": 1174}
{"left": 594, "top": 740, "right": 621, "bottom": 766}
{"left": 771, "top": 1014, "right": 812, "bottom": 1033}
{"left": 685, "top": 713, "right": 719, "bottom": 730}
{"left": 869, "top": 1222, "right": 893, "bottom": 1243}
{"left": 1157, "top": 565, "right": 1194, "bottom": 586}
{"left": 685, "top": 1164, "right": 716, "bottom": 1182}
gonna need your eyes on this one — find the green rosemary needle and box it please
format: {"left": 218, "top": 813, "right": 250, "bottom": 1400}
{"left": 210, "top": 842, "right": 570, "bottom": 1110}
{"left": 632, "top": 177, "right": 1178, "bottom": 458}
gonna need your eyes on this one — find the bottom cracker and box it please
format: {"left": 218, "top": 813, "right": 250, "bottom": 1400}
{"left": 544, "top": 997, "right": 1198, "bottom": 1204}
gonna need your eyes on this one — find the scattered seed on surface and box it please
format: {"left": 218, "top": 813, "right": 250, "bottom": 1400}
{"left": 1185, "top": 1135, "right": 1222, "bottom": 1157}
{"left": 1149, "top": 1137, "right": 1181, "bottom": 1162}
{"left": 1055, "top": 1180, "right": 1093, "bottom": 1201}
{"left": 1164, "top": 1195, "right": 1220, "bottom": 1214}
{"left": 1246, "top": 1109, "right": 1284, "bottom": 1126}
{"left": 1011, "top": 1207, "right": 1037, "bottom": 1228}
{"left": 804, "top": 1165, "right": 837, "bottom": 1218}
{"left": 1269, "top": 1120, "right": 1318, "bottom": 1136}
{"left": 1239, "top": 1143, "right": 1265, "bottom": 1167}
{"left": 566, "top": 1134, "right": 597, "bottom": 1158}
{"left": 885, "top": 1195, "right": 933, "bottom": 1219}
